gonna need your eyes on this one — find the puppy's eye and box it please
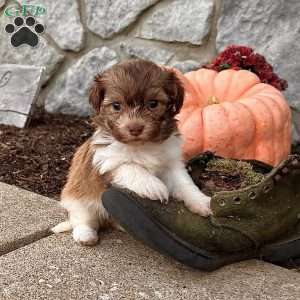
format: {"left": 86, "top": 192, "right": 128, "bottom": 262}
{"left": 112, "top": 101, "right": 122, "bottom": 111}
{"left": 147, "top": 100, "right": 159, "bottom": 110}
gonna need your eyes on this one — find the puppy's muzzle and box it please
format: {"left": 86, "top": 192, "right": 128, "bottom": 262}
{"left": 127, "top": 122, "right": 145, "bottom": 137}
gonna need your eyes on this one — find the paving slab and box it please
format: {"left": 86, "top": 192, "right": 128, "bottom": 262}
{"left": 0, "top": 64, "right": 44, "bottom": 128}
{"left": 1, "top": 231, "right": 300, "bottom": 300}
{"left": 0, "top": 182, "right": 65, "bottom": 256}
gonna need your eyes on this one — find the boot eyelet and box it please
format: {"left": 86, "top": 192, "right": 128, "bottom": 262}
{"left": 218, "top": 199, "right": 226, "bottom": 207}
{"left": 248, "top": 191, "right": 257, "bottom": 200}
{"left": 233, "top": 197, "right": 241, "bottom": 204}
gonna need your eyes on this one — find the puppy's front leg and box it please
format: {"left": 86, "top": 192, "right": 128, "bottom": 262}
{"left": 161, "top": 162, "right": 212, "bottom": 216}
{"left": 60, "top": 198, "right": 103, "bottom": 246}
{"left": 112, "top": 164, "right": 169, "bottom": 202}
{"left": 53, "top": 140, "right": 109, "bottom": 246}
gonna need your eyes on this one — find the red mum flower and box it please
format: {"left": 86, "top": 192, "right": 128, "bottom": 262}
{"left": 205, "top": 45, "right": 288, "bottom": 91}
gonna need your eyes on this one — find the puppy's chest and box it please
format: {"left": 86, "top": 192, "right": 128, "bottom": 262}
{"left": 93, "top": 137, "right": 181, "bottom": 175}
{"left": 136, "top": 144, "right": 177, "bottom": 169}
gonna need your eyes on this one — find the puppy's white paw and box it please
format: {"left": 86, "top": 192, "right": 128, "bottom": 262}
{"left": 185, "top": 195, "right": 212, "bottom": 217}
{"left": 51, "top": 221, "right": 72, "bottom": 233}
{"left": 131, "top": 176, "right": 169, "bottom": 203}
{"left": 73, "top": 225, "right": 99, "bottom": 246}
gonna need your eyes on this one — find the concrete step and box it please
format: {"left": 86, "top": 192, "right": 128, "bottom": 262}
{"left": 0, "top": 182, "right": 64, "bottom": 255}
{"left": 1, "top": 183, "right": 300, "bottom": 300}
{"left": 1, "top": 231, "right": 300, "bottom": 300}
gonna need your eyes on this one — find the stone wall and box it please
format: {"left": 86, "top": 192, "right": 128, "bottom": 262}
{"left": 0, "top": 0, "right": 299, "bottom": 142}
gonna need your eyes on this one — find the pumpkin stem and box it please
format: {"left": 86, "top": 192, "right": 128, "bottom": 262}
{"left": 208, "top": 96, "right": 220, "bottom": 105}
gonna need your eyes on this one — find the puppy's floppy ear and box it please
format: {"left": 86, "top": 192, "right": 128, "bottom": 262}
{"left": 164, "top": 70, "right": 185, "bottom": 116}
{"left": 89, "top": 74, "right": 105, "bottom": 113}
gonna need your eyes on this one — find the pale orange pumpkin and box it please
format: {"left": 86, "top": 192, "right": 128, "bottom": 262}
{"left": 176, "top": 68, "right": 292, "bottom": 166}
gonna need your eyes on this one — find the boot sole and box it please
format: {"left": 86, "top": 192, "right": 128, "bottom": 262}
{"left": 102, "top": 188, "right": 257, "bottom": 271}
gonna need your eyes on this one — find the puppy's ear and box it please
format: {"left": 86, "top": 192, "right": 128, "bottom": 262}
{"left": 89, "top": 74, "right": 105, "bottom": 113}
{"left": 164, "top": 70, "right": 185, "bottom": 116}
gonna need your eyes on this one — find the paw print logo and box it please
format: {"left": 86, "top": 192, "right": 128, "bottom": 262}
{"left": 5, "top": 16, "right": 45, "bottom": 48}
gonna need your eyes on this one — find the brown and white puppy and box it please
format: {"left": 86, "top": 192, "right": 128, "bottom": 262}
{"left": 52, "top": 59, "right": 211, "bottom": 246}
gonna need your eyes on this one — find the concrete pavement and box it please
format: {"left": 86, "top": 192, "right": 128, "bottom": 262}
{"left": 0, "top": 182, "right": 65, "bottom": 256}
{"left": 1, "top": 183, "right": 300, "bottom": 300}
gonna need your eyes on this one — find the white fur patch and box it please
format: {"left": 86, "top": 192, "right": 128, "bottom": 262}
{"left": 112, "top": 164, "right": 169, "bottom": 202}
{"left": 92, "top": 131, "right": 182, "bottom": 176}
{"left": 161, "top": 161, "right": 212, "bottom": 216}
{"left": 91, "top": 130, "right": 212, "bottom": 215}
{"left": 185, "top": 195, "right": 211, "bottom": 216}
{"left": 92, "top": 132, "right": 182, "bottom": 202}
{"left": 61, "top": 197, "right": 109, "bottom": 228}
{"left": 51, "top": 197, "right": 109, "bottom": 245}
{"left": 51, "top": 221, "right": 72, "bottom": 233}
{"left": 73, "top": 225, "right": 98, "bottom": 246}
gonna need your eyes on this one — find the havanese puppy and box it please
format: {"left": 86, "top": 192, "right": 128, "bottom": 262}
{"left": 52, "top": 59, "right": 211, "bottom": 246}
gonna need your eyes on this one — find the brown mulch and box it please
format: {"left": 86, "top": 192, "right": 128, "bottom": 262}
{"left": 0, "top": 114, "right": 93, "bottom": 199}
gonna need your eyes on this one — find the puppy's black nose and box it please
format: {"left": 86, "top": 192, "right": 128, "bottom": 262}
{"left": 127, "top": 123, "right": 144, "bottom": 136}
